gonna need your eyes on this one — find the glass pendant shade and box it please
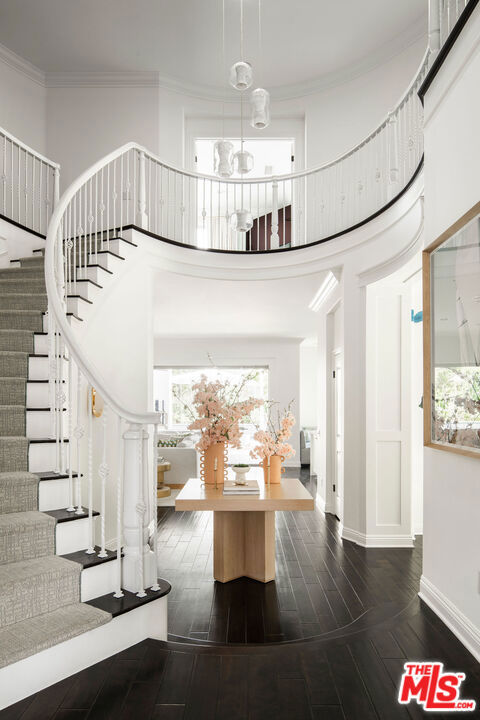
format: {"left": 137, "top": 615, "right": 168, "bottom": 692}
{"left": 213, "top": 140, "right": 234, "bottom": 178}
{"left": 250, "top": 88, "right": 271, "bottom": 129}
{"left": 230, "top": 209, "right": 253, "bottom": 233}
{"left": 233, "top": 150, "right": 254, "bottom": 175}
{"left": 229, "top": 61, "right": 253, "bottom": 90}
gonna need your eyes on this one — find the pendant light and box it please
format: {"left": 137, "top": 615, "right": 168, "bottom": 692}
{"left": 250, "top": 87, "right": 270, "bottom": 129}
{"left": 250, "top": 0, "right": 271, "bottom": 130}
{"left": 214, "top": 0, "right": 234, "bottom": 178}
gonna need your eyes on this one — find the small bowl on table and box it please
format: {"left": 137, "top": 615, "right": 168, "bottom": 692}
{"left": 232, "top": 464, "right": 250, "bottom": 485}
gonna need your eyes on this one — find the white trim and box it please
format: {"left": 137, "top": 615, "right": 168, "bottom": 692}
{"left": 46, "top": 71, "right": 160, "bottom": 88}
{"left": 0, "top": 42, "right": 44, "bottom": 86}
{"left": 341, "top": 524, "right": 415, "bottom": 547}
{"left": 0, "top": 595, "right": 168, "bottom": 710}
{"left": 419, "top": 575, "right": 480, "bottom": 663}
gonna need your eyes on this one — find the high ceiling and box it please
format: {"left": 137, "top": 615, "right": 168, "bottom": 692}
{"left": 153, "top": 268, "right": 328, "bottom": 341}
{"left": 0, "top": 0, "right": 427, "bottom": 93}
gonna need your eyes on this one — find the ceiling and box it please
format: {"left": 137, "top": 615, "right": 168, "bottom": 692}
{"left": 153, "top": 268, "right": 327, "bottom": 341}
{"left": 0, "top": 0, "right": 427, "bottom": 93}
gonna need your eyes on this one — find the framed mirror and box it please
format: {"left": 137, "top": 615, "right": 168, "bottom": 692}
{"left": 423, "top": 201, "right": 480, "bottom": 458}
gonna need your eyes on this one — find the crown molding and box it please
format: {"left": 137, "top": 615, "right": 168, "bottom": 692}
{"left": 0, "top": 42, "right": 45, "bottom": 86}
{"left": 0, "top": 17, "right": 426, "bottom": 99}
{"left": 46, "top": 70, "right": 160, "bottom": 88}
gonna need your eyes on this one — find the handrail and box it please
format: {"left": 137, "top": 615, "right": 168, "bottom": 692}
{"left": 136, "top": 50, "right": 430, "bottom": 186}
{"left": 0, "top": 124, "right": 60, "bottom": 170}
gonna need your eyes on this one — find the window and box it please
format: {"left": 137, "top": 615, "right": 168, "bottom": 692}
{"left": 153, "top": 366, "right": 269, "bottom": 462}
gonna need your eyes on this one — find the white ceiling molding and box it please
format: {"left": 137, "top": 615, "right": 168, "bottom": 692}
{"left": 0, "top": 15, "right": 425, "bottom": 99}
{"left": 0, "top": 42, "right": 44, "bottom": 86}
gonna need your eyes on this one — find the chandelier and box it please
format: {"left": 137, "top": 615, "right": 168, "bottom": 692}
{"left": 213, "top": 0, "right": 271, "bottom": 233}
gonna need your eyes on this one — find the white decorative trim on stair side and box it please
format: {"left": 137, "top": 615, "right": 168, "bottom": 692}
{"left": 419, "top": 575, "right": 480, "bottom": 663}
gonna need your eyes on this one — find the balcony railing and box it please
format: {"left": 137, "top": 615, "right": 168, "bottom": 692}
{"left": 0, "top": 126, "right": 60, "bottom": 236}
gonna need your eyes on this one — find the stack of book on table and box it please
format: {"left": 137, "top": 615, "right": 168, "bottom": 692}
{"left": 223, "top": 479, "right": 260, "bottom": 495}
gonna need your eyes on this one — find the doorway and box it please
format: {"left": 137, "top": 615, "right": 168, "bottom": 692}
{"left": 332, "top": 350, "right": 344, "bottom": 522}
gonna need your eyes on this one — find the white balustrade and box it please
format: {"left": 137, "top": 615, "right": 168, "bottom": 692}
{"left": 0, "top": 126, "right": 59, "bottom": 236}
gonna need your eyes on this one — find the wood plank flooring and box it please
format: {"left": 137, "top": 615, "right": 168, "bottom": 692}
{"left": 158, "top": 470, "right": 422, "bottom": 644}
{"left": 3, "top": 469, "right": 480, "bottom": 719}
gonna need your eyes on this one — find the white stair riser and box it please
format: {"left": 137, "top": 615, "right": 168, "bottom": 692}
{"left": 27, "top": 410, "right": 68, "bottom": 440}
{"left": 75, "top": 265, "right": 111, "bottom": 284}
{"left": 67, "top": 296, "right": 91, "bottom": 318}
{"left": 26, "top": 382, "right": 49, "bottom": 408}
{"left": 76, "top": 252, "right": 123, "bottom": 273}
{"left": 33, "top": 334, "right": 48, "bottom": 354}
{"left": 28, "top": 356, "right": 49, "bottom": 381}
{"left": 81, "top": 561, "right": 118, "bottom": 601}
{"left": 29, "top": 441, "right": 63, "bottom": 472}
{"left": 68, "top": 281, "right": 101, "bottom": 303}
{"left": 39, "top": 477, "right": 71, "bottom": 511}
{"left": 55, "top": 516, "right": 94, "bottom": 555}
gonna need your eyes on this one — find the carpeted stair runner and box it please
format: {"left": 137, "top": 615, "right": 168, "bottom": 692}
{"left": 0, "top": 603, "right": 109, "bottom": 669}
{"left": 0, "top": 437, "right": 29, "bottom": 472}
{"left": 0, "top": 311, "right": 44, "bottom": 332}
{"left": 0, "top": 251, "right": 111, "bottom": 673}
{"left": 0, "top": 378, "right": 26, "bottom": 405}
{"left": 0, "top": 555, "right": 80, "bottom": 627}
{"left": 0, "top": 471, "right": 38, "bottom": 513}
{"left": 0, "top": 352, "right": 29, "bottom": 378}
{"left": 0, "top": 330, "right": 34, "bottom": 353}
{"left": 0, "top": 511, "right": 55, "bottom": 564}
{"left": 0, "top": 406, "right": 25, "bottom": 436}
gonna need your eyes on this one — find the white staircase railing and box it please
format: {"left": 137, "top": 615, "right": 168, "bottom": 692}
{"left": 45, "top": 49, "right": 431, "bottom": 600}
{"left": 0, "top": 126, "right": 60, "bottom": 236}
{"left": 429, "top": 0, "right": 473, "bottom": 52}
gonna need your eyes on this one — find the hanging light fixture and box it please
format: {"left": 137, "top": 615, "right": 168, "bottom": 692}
{"left": 229, "top": 0, "right": 253, "bottom": 90}
{"left": 214, "top": 0, "right": 234, "bottom": 178}
{"left": 250, "top": 0, "right": 270, "bottom": 130}
{"left": 230, "top": 60, "right": 253, "bottom": 91}
{"left": 214, "top": 139, "right": 234, "bottom": 178}
{"left": 250, "top": 87, "right": 270, "bottom": 129}
{"left": 230, "top": 207, "right": 253, "bottom": 233}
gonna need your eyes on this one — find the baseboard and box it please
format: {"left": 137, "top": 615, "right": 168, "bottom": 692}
{"left": 0, "top": 595, "right": 168, "bottom": 710}
{"left": 341, "top": 525, "right": 415, "bottom": 548}
{"left": 419, "top": 575, "right": 480, "bottom": 663}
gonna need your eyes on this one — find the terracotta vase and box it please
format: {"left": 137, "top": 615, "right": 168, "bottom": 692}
{"left": 200, "top": 442, "right": 227, "bottom": 485}
{"left": 262, "top": 454, "right": 285, "bottom": 485}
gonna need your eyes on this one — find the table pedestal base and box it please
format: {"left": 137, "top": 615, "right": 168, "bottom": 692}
{"left": 213, "top": 510, "right": 275, "bottom": 583}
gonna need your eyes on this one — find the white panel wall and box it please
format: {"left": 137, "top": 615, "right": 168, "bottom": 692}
{"left": 365, "top": 283, "right": 413, "bottom": 546}
{"left": 421, "top": 2, "right": 480, "bottom": 659}
{"left": 299, "top": 344, "right": 318, "bottom": 429}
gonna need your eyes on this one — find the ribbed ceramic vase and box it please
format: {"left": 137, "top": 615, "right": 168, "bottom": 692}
{"left": 200, "top": 442, "right": 228, "bottom": 485}
{"left": 262, "top": 454, "right": 285, "bottom": 485}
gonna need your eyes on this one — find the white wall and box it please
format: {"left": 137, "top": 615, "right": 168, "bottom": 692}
{"left": 421, "top": 2, "right": 480, "bottom": 660}
{"left": 299, "top": 344, "right": 318, "bottom": 428}
{"left": 47, "top": 86, "right": 160, "bottom": 188}
{"left": 154, "top": 336, "right": 301, "bottom": 465}
{"left": 0, "top": 48, "right": 46, "bottom": 154}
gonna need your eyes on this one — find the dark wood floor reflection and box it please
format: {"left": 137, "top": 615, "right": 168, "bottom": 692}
{"left": 157, "top": 469, "right": 422, "bottom": 644}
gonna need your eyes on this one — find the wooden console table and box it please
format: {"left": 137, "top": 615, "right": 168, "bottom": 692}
{"left": 175, "top": 474, "right": 314, "bottom": 583}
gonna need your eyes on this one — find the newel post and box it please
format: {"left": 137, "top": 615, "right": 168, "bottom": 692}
{"left": 270, "top": 179, "right": 280, "bottom": 250}
{"left": 122, "top": 423, "right": 156, "bottom": 594}
{"left": 136, "top": 150, "right": 149, "bottom": 229}
{"left": 429, "top": 0, "right": 442, "bottom": 55}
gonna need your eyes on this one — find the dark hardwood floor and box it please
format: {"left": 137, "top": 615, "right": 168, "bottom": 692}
{"left": 159, "top": 469, "right": 422, "bottom": 644}
{"left": 3, "top": 468, "right": 480, "bottom": 719}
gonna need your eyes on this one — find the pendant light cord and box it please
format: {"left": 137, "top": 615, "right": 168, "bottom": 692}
{"left": 240, "top": 0, "right": 244, "bottom": 61}
{"left": 222, "top": 0, "right": 226, "bottom": 139}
